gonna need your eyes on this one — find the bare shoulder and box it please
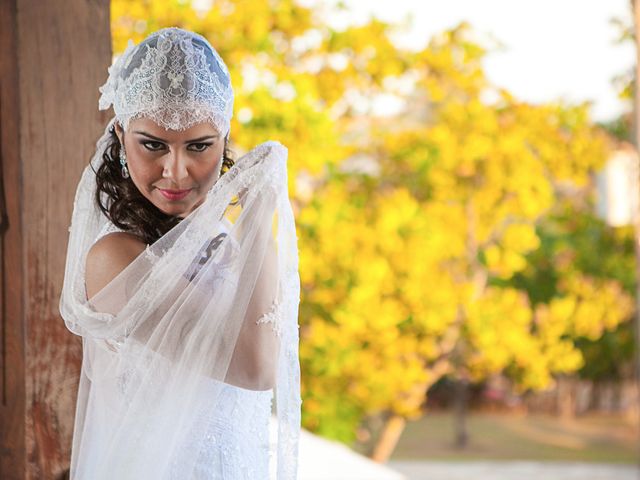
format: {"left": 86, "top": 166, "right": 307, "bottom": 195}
{"left": 85, "top": 231, "right": 147, "bottom": 300}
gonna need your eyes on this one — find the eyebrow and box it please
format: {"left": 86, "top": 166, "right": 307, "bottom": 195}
{"left": 133, "top": 130, "right": 220, "bottom": 143}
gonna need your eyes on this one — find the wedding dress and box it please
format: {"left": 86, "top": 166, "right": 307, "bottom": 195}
{"left": 62, "top": 137, "right": 300, "bottom": 479}
{"left": 60, "top": 27, "right": 301, "bottom": 479}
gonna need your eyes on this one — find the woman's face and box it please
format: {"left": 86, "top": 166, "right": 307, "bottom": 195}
{"left": 115, "top": 117, "right": 225, "bottom": 218}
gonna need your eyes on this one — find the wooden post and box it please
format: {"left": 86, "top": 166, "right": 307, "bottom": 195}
{"left": 0, "top": 0, "right": 111, "bottom": 478}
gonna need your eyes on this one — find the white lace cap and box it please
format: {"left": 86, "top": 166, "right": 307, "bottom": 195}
{"left": 98, "top": 27, "right": 233, "bottom": 135}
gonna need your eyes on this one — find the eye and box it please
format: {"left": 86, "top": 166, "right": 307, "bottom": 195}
{"left": 188, "top": 142, "right": 212, "bottom": 153}
{"left": 141, "top": 141, "right": 166, "bottom": 152}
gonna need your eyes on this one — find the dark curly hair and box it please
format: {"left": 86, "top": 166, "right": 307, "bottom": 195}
{"left": 93, "top": 123, "right": 235, "bottom": 245}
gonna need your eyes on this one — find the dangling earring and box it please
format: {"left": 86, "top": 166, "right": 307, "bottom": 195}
{"left": 219, "top": 153, "right": 225, "bottom": 175}
{"left": 119, "top": 146, "right": 130, "bottom": 179}
{"left": 220, "top": 134, "right": 228, "bottom": 175}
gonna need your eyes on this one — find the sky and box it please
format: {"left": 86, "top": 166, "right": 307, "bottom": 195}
{"left": 311, "top": 0, "right": 636, "bottom": 122}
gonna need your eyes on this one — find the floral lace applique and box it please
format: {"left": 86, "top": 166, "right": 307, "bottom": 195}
{"left": 255, "top": 299, "right": 282, "bottom": 337}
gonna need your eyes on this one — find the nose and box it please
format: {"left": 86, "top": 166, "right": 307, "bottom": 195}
{"left": 162, "top": 149, "right": 189, "bottom": 184}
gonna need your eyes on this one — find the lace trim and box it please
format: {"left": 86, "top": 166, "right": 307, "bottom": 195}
{"left": 98, "top": 27, "right": 233, "bottom": 134}
{"left": 256, "top": 299, "right": 282, "bottom": 337}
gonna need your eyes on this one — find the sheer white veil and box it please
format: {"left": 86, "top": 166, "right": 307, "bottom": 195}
{"left": 59, "top": 27, "right": 301, "bottom": 479}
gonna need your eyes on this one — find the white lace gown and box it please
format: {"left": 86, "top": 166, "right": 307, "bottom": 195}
{"left": 78, "top": 220, "right": 275, "bottom": 479}
{"left": 167, "top": 379, "right": 273, "bottom": 479}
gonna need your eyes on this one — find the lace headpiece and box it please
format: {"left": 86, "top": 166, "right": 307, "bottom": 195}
{"left": 98, "top": 27, "right": 234, "bottom": 135}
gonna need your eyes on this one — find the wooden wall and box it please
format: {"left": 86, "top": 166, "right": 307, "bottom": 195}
{"left": 0, "top": 0, "right": 111, "bottom": 477}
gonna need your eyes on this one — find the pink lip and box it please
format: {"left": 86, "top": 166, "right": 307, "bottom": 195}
{"left": 158, "top": 188, "right": 192, "bottom": 200}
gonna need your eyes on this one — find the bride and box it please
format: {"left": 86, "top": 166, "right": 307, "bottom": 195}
{"left": 59, "top": 27, "right": 301, "bottom": 479}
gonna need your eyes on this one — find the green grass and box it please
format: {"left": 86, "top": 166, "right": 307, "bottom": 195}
{"left": 390, "top": 411, "right": 639, "bottom": 464}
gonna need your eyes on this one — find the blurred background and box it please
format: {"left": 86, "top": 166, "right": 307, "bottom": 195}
{"left": 111, "top": 0, "right": 639, "bottom": 478}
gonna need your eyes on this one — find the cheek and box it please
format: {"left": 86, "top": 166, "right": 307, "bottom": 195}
{"left": 126, "top": 150, "right": 159, "bottom": 187}
{"left": 195, "top": 148, "right": 225, "bottom": 185}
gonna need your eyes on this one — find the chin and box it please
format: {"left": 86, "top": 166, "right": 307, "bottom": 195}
{"left": 151, "top": 201, "right": 191, "bottom": 218}
{"left": 148, "top": 192, "right": 191, "bottom": 216}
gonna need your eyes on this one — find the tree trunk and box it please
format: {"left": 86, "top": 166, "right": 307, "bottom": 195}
{"left": 370, "top": 414, "right": 406, "bottom": 463}
{"left": 589, "top": 379, "right": 601, "bottom": 411}
{"left": 0, "top": 1, "right": 111, "bottom": 478}
{"left": 556, "top": 375, "right": 576, "bottom": 420}
{"left": 453, "top": 377, "right": 469, "bottom": 448}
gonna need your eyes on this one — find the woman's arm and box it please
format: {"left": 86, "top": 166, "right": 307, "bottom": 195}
{"left": 225, "top": 232, "right": 280, "bottom": 391}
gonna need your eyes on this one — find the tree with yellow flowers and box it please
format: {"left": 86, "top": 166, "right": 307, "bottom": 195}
{"left": 363, "top": 23, "right": 634, "bottom": 451}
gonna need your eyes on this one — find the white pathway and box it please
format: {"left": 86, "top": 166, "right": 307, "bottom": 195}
{"left": 387, "top": 460, "right": 640, "bottom": 480}
{"left": 267, "top": 417, "right": 639, "bottom": 480}
{"left": 269, "top": 418, "right": 405, "bottom": 479}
